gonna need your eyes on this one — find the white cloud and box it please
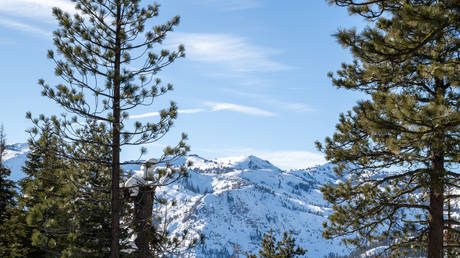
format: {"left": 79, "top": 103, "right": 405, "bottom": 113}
{"left": 0, "top": 16, "right": 50, "bottom": 37}
{"left": 168, "top": 33, "right": 292, "bottom": 73}
{"left": 223, "top": 89, "right": 316, "bottom": 113}
{"left": 254, "top": 151, "right": 326, "bottom": 170}
{"left": 197, "top": 0, "right": 261, "bottom": 11}
{"left": 178, "top": 108, "right": 205, "bottom": 114}
{"left": 129, "top": 112, "right": 160, "bottom": 119}
{"left": 128, "top": 108, "right": 205, "bottom": 119}
{"left": 205, "top": 102, "right": 276, "bottom": 117}
{"left": 0, "top": 0, "right": 75, "bottom": 22}
{"left": 0, "top": 0, "right": 76, "bottom": 38}
{"left": 129, "top": 102, "right": 275, "bottom": 119}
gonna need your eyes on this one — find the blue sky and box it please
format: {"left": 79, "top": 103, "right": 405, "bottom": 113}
{"left": 0, "top": 0, "right": 366, "bottom": 169}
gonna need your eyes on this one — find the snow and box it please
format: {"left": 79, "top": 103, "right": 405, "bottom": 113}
{"left": 361, "top": 246, "right": 388, "bottom": 257}
{"left": 2, "top": 143, "right": 29, "bottom": 181}
{"left": 137, "top": 155, "right": 351, "bottom": 257}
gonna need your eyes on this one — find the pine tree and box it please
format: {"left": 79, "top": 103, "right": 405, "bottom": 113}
{"left": 22, "top": 121, "right": 131, "bottom": 257}
{"left": 247, "top": 229, "right": 306, "bottom": 258}
{"left": 20, "top": 122, "right": 79, "bottom": 256}
{"left": 0, "top": 204, "right": 47, "bottom": 257}
{"left": 0, "top": 166, "right": 16, "bottom": 230}
{"left": 0, "top": 166, "right": 18, "bottom": 256}
{"left": 0, "top": 126, "right": 45, "bottom": 257}
{"left": 29, "top": 0, "right": 189, "bottom": 256}
{"left": 0, "top": 127, "right": 15, "bottom": 223}
{"left": 276, "top": 231, "right": 307, "bottom": 258}
{"left": 318, "top": 1, "right": 459, "bottom": 257}
{"left": 63, "top": 122, "right": 130, "bottom": 257}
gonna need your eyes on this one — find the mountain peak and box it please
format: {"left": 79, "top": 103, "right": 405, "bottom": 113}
{"left": 217, "top": 155, "right": 281, "bottom": 171}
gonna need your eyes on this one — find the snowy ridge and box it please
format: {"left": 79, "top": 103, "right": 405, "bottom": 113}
{"left": 130, "top": 155, "right": 351, "bottom": 257}
{"left": 2, "top": 143, "right": 29, "bottom": 181}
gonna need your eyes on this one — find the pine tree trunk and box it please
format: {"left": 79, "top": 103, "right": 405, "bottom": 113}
{"left": 428, "top": 154, "right": 444, "bottom": 258}
{"left": 111, "top": 2, "right": 122, "bottom": 257}
{"left": 134, "top": 185, "right": 155, "bottom": 257}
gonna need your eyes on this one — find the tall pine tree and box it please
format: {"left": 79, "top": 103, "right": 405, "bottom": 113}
{"left": 317, "top": 1, "right": 459, "bottom": 257}
{"left": 29, "top": 1, "right": 189, "bottom": 256}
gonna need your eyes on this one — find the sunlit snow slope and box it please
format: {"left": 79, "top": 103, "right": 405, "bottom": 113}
{"left": 2, "top": 143, "right": 29, "bottom": 181}
{"left": 137, "top": 155, "right": 351, "bottom": 257}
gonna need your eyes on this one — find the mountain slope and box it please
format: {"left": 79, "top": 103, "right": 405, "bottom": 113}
{"left": 2, "top": 143, "right": 29, "bottom": 182}
{"left": 138, "top": 155, "right": 350, "bottom": 257}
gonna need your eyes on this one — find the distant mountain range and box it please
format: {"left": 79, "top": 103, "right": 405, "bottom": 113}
{"left": 2, "top": 143, "right": 351, "bottom": 257}
{"left": 9, "top": 143, "right": 451, "bottom": 257}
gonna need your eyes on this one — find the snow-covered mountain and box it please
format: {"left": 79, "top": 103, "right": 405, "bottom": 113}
{"left": 2, "top": 143, "right": 29, "bottom": 182}
{"left": 1, "top": 144, "right": 353, "bottom": 256}
{"left": 125, "top": 155, "right": 350, "bottom": 257}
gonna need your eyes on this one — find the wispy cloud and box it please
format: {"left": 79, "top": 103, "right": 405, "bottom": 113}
{"left": 205, "top": 102, "right": 276, "bottom": 117}
{"left": 129, "top": 109, "right": 205, "bottom": 119}
{"left": 0, "top": 0, "right": 75, "bottom": 22}
{"left": 168, "top": 33, "right": 292, "bottom": 73}
{"left": 130, "top": 103, "right": 275, "bottom": 119}
{"left": 0, "top": 0, "right": 76, "bottom": 38}
{"left": 0, "top": 16, "right": 51, "bottom": 37}
{"left": 223, "top": 89, "right": 316, "bottom": 113}
{"left": 197, "top": 0, "right": 262, "bottom": 11}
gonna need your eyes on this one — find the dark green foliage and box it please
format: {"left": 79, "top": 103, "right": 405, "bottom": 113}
{"left": 0, "top": 207, "right": 45, "bottom": 258}
{"left": 65, "top": 123, "right": 132, "bottom": 257}
{"left": 247, "top": 229, "right": 307, "bottom": 258}
{"left": 20, "top": 122, "right": 130, "bottom": 257}
{"left": 0, "top": 127, "right": 44, "bottom": 257}
{"left": 0, "top": 126, "right": 13, "bottom": 221}
{"left": 19, "top": 123, "right": 80, "bottom": 256}
{"left": 0, "top": 167, "right": 15, "bottom": 224}
{"left": 318, "top": 0, "right": 459, "bottom": 256}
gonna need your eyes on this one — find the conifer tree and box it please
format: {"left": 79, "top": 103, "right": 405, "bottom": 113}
{"left": 63, "top": 122, "right": 131, "bottom": 256}
{"left": 247, "top": 229, "right": 306, "bottom": 258}
{"left": 317, "top": 1, "right": 459, "bottom": 257}
{"left": 0, "top": 128, "right": 15, "bottom": 224}
{"left": 0, "top": 206, "right": 45, "bottom": 258}
{"left": 20, "top": 122, "right": 79, "bottom": 256}
{"left": 0, "top": 166, "right": 16, "bottom": 232}
{"left": 29, "top": 0, "right": 189, "bottom": 256}
{"left": 22, "top": 121, "right": 131, "bottom": 257}
{"left": 0, "top": 127, "right": 44, "bottom": 257}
